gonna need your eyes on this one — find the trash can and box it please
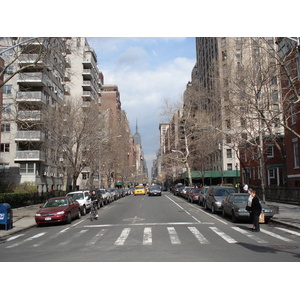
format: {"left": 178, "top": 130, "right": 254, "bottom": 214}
{"left": 0, "top": 203, "right": 13, "bottom": 230}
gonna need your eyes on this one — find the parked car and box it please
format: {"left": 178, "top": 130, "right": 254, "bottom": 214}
{"left": 66, "top": 190, "right": 91, "bottom": 215}
{"left": 134, "top": 186, "right": 146, "bottom": 195}
{"left": 35, "top": 197, "right": 81, "bottom": 226}
{"left": 204, "top": 186, "right": 236, "bottom": 213}
{"left": 198, "top": 186, "right": 209, "bottom": 206}
{"left": 149, "top": 185, "right": 162, "bottom": 196}
{"left": 181, "top": 187, "right": 193, "bottom": 199}
{"left": 108, "top": 188, "right": 118, "bottom": 200}
{"left": 173, "top": 183, "right": 183, "bottom": 195}
{"left": 222, "top": 193, "right": 274, "bottom": 223}
{"left": 98, "top": 189, "right": 112, "bottom": 205}
{"left": 188, "top": 188, "right": 201, "bottom": 203}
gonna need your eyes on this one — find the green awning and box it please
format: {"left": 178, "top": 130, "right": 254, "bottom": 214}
{"left": 185, "top": 170, "right": 240, "bottom": 178}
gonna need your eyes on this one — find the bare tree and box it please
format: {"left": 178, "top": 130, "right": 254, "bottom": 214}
{"left": 43, "top": 97, "right": 103, "bottom": 190}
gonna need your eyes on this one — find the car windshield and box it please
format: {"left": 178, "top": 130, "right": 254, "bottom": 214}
{"left": 233, "top": 195, "right": 249, "bottom": 203}
{"left": 136, "top": 187, "right": 144, "bottom": 190}
{"left": 192, "top": 189, "right": 201, "bottom": 193}
{"left": 215, "top": 189, "right": 235, "bottom": 196}
{"left": 44, "top": 199, "right": 68, "bottom": 207}
{"left": 68, "top": 193, "right": 83, "bottom": 200}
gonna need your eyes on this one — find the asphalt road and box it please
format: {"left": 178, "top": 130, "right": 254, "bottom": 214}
{"left": 1, "top": 192, "right": 300, "bottom": 262}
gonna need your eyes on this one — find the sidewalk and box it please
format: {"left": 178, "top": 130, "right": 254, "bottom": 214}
{"left": 0, "top": 201, "right": 300, "bottom": 239}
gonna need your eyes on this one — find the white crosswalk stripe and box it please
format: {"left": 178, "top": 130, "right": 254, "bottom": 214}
{"left": 276, "top": 227, "right": 300, "bottom": 237}
{"left": 58, "top": 229, "right": 88, "bottom": 246}
{"left": 260, "top": 228, "right": 294, "bottom": 242}
{"left": 114, "top": 228, "right": 131, "bottom": 246}
{"left": 231, "top": 227, "right": 268, "bottom": 243}
{"left": 167, "top": 227, "right": 181, "bottom": 244}
{"left": 6, "top": 232, "right": 46, "bottom": 248}
{"left": 3, "top": 225, "right": 298, "bottom": 249}
{"left": 188, "top": 227, "right": 210, "bottom": 244}
{"left": 143, "top": 227, "right": 152, "bottom": 245}
{"left": 85, "top": 229, "right": 107, "bottom": 246}
{"left": 209, "top": 227, "right": 237, "bottom": 243}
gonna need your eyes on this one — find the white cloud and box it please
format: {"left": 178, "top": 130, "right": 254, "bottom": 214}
{"left": 89, "top": 37, "right": 196, "bottom": 175}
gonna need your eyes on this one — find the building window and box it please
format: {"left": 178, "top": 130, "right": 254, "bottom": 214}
{"left": 293, "top": 139, "right": 299, "bottom": 168}
{"left": 1, "top": 123, "right": 10, "bottom": 132}
{"left": 2, "top": 85, "right": 12, "bottom": 94}
{"left": 0, "top": 163, "right": 9, "bottom": 169}
{"left": 0, "top": 143, "right": 10, "bottom": 152}
{"left": 266, "top": 146, "right": 274, "bottom": 157}
{"left": 20, "top": 162, "right": 35, "bottom": 174}
{"left": 269, "top": 169, "right": 275, "bottom": 179}
{"left": 227, "top": 163, "right": 232, "bottom": 171}
{"left": 226, "top": 149, "right": 232, "bottom": 158}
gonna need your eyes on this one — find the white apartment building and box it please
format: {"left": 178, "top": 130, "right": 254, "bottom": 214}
{"left": 0, "top": 37, "right": 66, "bottom": 193}
{"left": 0, "top": 37, "right": 102, "bottom": 193}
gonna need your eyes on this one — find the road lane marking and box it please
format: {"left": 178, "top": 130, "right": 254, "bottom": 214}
{"left": 32, "top": 227, "right": 70, "bottom": 247}
{"left": 260, "top": 228, "right": 293, "bottom": 242}
{"left": 58, "top": 229, "right": 88, "bottom": 246}
{"left": 165, "top": 195, "right": 202, "bottom": 223}
{"left": 86, "top": 229, "right": 107, "bottom": 246}
{"left": 167, "top": 227, "right": 181, "bottom": 244}
{"left": 188, "top": 227, "right": 210, "bottom": 244}
{"left": 84, "top": 221, "right": 213, "bottom": 228}
{"left": 6, "top": 232, "right": 46, "bottom": 248}
{"left": 143, "top": 227, "right": 152, "bottom": 245}
{"left": 276, "top": 227, "right": 300, "bottom": 237}
{"left": 114, "top": 228, "right": 131, "bottom": 246}
{"left": 231, "top": 226, "right": 268, "bottom": 243}
{"left": 5, "top": 234, "right": 25, "bottom": 242}
{"left": 210, "top": 227, "right": 237, "bottom": 243}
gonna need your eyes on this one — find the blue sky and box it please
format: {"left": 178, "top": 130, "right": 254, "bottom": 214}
{"left": 87, "top": 37, "right": 196, "bottom": 174}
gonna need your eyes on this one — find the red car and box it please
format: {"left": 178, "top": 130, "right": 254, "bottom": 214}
{"left": 35, "top": 197, "right": 81, "bottom": 226}
{"left": 188, "top": 188, "right": 201, "bottom": 203}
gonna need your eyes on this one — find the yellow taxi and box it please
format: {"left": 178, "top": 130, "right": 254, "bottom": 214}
{"left": 134, "top": 185, "right": 146, "bottom": 195}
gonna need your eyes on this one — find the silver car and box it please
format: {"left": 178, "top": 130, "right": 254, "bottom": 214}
{"left": 222, "top": 193, "right": 274, "bottom": 223}
{"left": 204, "top": 186, "right": 236, "bottom": 214}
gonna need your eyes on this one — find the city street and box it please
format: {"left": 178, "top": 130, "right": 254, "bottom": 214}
{"left": 1, "top": 192, "right": 300, "bottom": 262}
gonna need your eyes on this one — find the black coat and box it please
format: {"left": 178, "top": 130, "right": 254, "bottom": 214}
{"left": 251, "top": 195, "right": 262, "bottom": 215}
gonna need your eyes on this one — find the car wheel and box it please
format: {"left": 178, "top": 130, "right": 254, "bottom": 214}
{"left": 204, "top": 201, "right": 208, "bottom": 210}
{"left": 222, "top": 208, "right": 226, "bottom": 217}
{"left": 67, "top": 212, "right": 72, "bottom": 224}
{"left": 231, "top": 211, "right": 237, "bottom": 223}
{"left": 77, "top": 209, "right": 81, "bottom": 219}
{"left": 82, "top": 206, "right": 86, "bottom": 216}
{"left": 211, "top": 204, "right": 215, "bottom": 214}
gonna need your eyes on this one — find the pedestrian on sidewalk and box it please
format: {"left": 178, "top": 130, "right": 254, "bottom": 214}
{"left": 249, "top": 189, "right": 262, "bottom": 232}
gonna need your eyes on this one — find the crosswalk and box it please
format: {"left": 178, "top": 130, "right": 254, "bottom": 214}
{"left": 1, "top": 225, "right": 299, "bottom": 250}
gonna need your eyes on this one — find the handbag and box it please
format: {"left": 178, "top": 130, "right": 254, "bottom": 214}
{"left": 246, "top": 205, "right": 252, "bottom": 211}
{"left": 259, "top": 212, "right": 265, "bottom": 223}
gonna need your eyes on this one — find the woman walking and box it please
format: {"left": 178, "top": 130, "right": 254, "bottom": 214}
{"left": 249, "top": 189, "right": 262, "bottom": 232}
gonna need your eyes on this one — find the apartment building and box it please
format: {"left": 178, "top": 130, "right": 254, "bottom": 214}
{"left": 277, "top": 37, "right": 300, "bottom": 187}
{"left": 63, "top": 38, "right": 102, "bottom": 190}
{"left": 0, "top": 37, "right": 67, "bottom": 193}
{"left": 189, "top": 37, "right": 283, "bottom": 185}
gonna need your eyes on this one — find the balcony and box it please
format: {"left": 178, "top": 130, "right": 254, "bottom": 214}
{"left": 17, "top": 72, "right": 50, "bottom": 87}
{"left": 16, "top": 91, "right": 47, "bottom": 105}
{"left": 82, "top": 80, "right": 92, "bottom": 90}
{"left": 18, "top": 110, "right": 42, "bottom": 122}
{"left": 82, "top": 69, "right": 92, "bottom": 79}
{"left": 15, "top": 150, "right": 45, "bottom": 162}
{"left": 18, "top": 54, "right": 50, "bottom": 68}
{"left": 15, "top": 131, "right": 45, "bottom": 142}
